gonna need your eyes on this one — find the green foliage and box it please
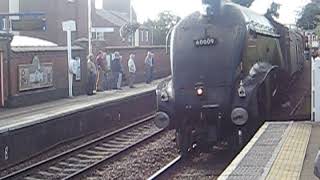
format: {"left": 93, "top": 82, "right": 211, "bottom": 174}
{"left": 143, "top": 11, "right": 181, "bottom": 45}
{"left": 231, "top": 0, "right": 255, "bottom": 7}
{"left": 297, "top": 2, "right": 320, "bottom": 30}
{"left": 315, "top": 24, "right": 320, "bottom": 36}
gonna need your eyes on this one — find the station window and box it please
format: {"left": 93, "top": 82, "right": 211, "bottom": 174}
{"left": 0, "top": 19, "right": 6, "bottom": 31}
{"left": 92, "top": 32, "right": 104, "bottom": 41}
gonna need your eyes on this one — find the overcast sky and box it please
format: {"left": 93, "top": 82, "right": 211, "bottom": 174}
{"left": 96, "top": 0, "right": 310, "bottom": 24}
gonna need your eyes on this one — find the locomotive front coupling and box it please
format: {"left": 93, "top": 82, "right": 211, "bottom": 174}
{"left": 154, "top": 111, "right": 170, "bottom": 129}
{"left": 154, "top": 79, "right": 174, "bottom": 129}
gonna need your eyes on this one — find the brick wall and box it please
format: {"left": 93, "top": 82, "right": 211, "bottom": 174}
{"left": 103, "top": 0, "right": 130, "bottom": 13}
{"left": 7, "top": 47, "right": 87, "bottom": 107}
{"left": 20, "top": 0, "right": 90, "bottom": 45}
{"left": 2, "top": 45, "right": 171, "bottom": 107}
{"left": 104, "top": 46, "right": 171, "bottom": 84}
{"left": 0, "top": 33, "right": 12, "bottom": 107}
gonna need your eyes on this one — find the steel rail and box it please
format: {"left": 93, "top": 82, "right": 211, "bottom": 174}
{"left": 0, "top": 114, "right": 160, "bottom": 180}
{"left": 147, "top": 155, "right": 182, "bottom": 180}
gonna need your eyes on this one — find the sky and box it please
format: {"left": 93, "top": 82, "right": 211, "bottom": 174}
{"left": 95, "top": 0, "right": 311, "bottom": 24}
{"left": 129, "top": 0, "right": 310, "bottom": 24}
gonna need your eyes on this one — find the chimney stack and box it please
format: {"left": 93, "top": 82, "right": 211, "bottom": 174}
{"left": 202, "top": 0, "right": 222, "bottom": 16}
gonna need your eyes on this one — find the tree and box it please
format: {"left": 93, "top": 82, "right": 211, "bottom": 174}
{"left": 231, "top": 0, "right": 255, "bottom": 7}
{"left": 297, "top": 2, "right": 320, "bottom": 30}
{"left": 143, "top": 11, "right": 181, "bottom": 45}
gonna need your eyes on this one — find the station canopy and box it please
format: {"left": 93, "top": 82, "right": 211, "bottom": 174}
{"left": 11, "top": 35, "right": 58, "bottom": 47}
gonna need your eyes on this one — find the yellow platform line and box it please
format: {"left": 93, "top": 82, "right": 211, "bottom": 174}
{"left": 266, "top": 123, "right": 312, "bottom": 180}
{"left": 218, "top": 123, "right": 270, "bottom": 180}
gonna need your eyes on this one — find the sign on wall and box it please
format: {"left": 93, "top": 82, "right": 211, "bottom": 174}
{"left": 11, "top": 18, "right": 46, "bottom": 31}
{"left": 19, "top": 56, "right": 53, "bottom": 91}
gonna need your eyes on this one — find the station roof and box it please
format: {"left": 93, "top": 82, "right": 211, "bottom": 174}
{"left": 96, "top": 9, "right": 131, "bottom": 27}
{"left": 11, "top": 35, "right": 58, "bottom": 47}
{"left": 10, "top": 35, "right": 83, "bottom": 52}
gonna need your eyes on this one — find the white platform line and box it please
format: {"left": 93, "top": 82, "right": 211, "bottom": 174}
{"left": 218, "top": 122, "right": 270, "bottom": 180}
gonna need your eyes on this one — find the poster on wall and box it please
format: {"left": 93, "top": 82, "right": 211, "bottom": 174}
{"left": 19, "top": 56, "right": 53, "bottom": 91}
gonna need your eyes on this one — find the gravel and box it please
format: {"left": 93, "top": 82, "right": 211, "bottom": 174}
{"left": 168, "top": 149, "right": 236, "bottom": 180}
{"left": 83, "top": 130, "right": 179, "bottom": 180}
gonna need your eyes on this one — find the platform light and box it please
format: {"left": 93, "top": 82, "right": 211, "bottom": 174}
{"left": 196, "top": 87, "right": 204, "bottom": 96}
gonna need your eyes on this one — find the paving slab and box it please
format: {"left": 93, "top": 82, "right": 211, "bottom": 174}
{"left": 219, "top": 121, "right": 315, "bottom": 180}
{"left": 266, "top": 122, "right": 312, "bottom": 180}
{"left": 300, "top": 123, "right": 320, "bottom": 180}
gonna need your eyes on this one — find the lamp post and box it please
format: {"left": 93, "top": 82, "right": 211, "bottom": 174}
{"left": 88, "top": 0, "right": 92, "bottom": 55}
{"left": 62, "top": 20, "right": 76, "bottom": 97}
{"left": 130, "top": 0, "right": 134, "bottom": 46}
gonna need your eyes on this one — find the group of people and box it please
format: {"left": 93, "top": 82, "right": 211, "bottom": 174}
{"left": 86, "top": 51, "right": 155, "bottom": 95}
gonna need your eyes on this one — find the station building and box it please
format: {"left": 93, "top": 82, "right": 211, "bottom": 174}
{"left": 0, "top": 0, "right": 152, "bottom": 50}
{"left": 0, "top": 0, "right": 170, "bottom": 108}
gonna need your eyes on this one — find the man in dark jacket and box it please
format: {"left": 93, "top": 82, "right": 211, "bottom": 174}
{"left": 111, "top": 52, "right": 123, "bottom": 90}
{"left": 145, "top": 51, "right": 154, "bottom": 84}
{"left": 95, "top": 51, "right": 106, "bottom": 92}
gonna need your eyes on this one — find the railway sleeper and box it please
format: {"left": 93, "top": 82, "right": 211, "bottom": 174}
{"left": 76, "top": 153, "right": 104, "bottom": 159}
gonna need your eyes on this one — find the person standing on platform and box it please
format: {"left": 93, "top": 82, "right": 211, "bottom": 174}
{"left": 95, "top": 51, "right": 106, "bottom": 92}
{"left": 145, "top": 51, "right": 154, "bottom": 84}
{"left": 86, "top": 54, "right": 97, "bottom": 96}
{"left": 151, "top": 52, "right": 155, "bottom": 82}
{"left": 103, "top": 52, "right": 110, "bottom": 90}
{"left": 118, "top": 55, "right": 124, "bottom": 90}
{"left": 111, "top": 52, "right": 123, "bottom": 90}
{"left": 128, "top": 53, "right": 136, "bottom": 88}
{"left": 315, "top": 50, "right": 320, "bottom": 61}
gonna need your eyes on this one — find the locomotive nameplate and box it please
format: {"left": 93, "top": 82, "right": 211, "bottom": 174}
{"left": 194, "top": 37, "right": 217, "bottom": 47}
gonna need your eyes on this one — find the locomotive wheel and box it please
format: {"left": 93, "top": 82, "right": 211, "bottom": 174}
{"left": 176, "top": 128, "right": 191, "bottom": 155}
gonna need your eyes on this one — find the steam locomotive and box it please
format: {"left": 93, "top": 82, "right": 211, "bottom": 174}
{"left": 154, "top": 0, "right": 305, "bottom": 154}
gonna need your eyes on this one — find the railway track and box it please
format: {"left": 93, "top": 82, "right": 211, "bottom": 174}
{"left": 147, "top": 155, "right": 182, "bottom": 180}
{"left": 0, "top": 115, "right": 162, "bottom": 180}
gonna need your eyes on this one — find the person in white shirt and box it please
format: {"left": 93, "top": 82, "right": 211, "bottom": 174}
{"left": 315, "top": 50, "right": 320, "bottom": 61}
{"left": 128, "top": 53, "right": 136, "bottom": 88}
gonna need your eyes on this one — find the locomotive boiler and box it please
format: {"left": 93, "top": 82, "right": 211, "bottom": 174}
{"left": 154, "top": 0, "right": 305, "bottom": 154}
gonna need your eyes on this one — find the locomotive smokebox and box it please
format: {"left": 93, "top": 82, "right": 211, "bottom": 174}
{"left": 202, "top": 0, "right": 222, "bottom": 16}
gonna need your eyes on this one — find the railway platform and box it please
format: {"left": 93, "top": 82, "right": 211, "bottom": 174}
{"left": 0, "top": 79, "right": 164, "bottom": 169}
{"left": 218, "top": 121, "right": 320, "bottom": 180}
